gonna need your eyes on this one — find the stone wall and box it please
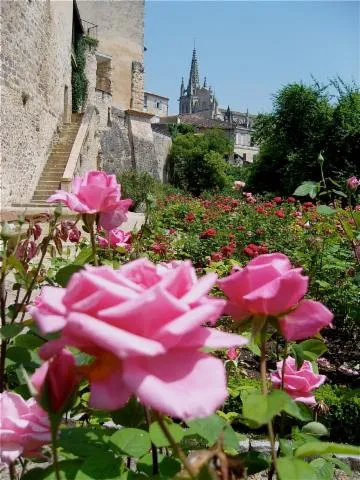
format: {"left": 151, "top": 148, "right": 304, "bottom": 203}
{"left": 130, "top": 61, "right": 144, "bottom": 111}
{"left": 100, "top": 107, "right": 133, "bottom": 176}
{"left": 152, "top": 130, "right": 172, "bottom": 182}
{"left": 78, "top": 109, "right": 100, "bottom": 175}
{"left": 1, "top": 0, "right": 73, "bottom": 207}
{"left": 127, "top": 111, "right": 159, "bottom": 179}
{"left": 95, "top": 89, "right": 112, "bottom": 129}
{"left": 84, "top": 48, "right": 97, "bottom": 108}
{"left": 78, "top": 0, "right": 144, "bottom": 110}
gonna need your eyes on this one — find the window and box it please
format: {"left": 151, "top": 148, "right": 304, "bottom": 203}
{"left": 156, "top": 101, "right": 162, "bottom": 109}
{"left": 144, "top": 95, "right": 148, "bottom": 108}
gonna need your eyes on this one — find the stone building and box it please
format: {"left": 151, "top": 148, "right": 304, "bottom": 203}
{"left": 1, "top": 0, "right": 171, "bottom": 208}
{"left": 144, "top": 92, "right": 169, "bottom": 117}
{"left": 179, "top": 49, "right": 219, "bottom": 119}
{"left": 177, "top": 48, "right": 259, "bottom": 164}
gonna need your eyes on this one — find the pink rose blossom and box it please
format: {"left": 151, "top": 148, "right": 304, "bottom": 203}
{"left": 47, "top": 171, "right": 132, "bottom": 231}
{"left": 270, "top": 357, "right": 325, "bottom": 405}
{"left": 233, "top": 180, "right": 246, "bottom": 190}
{"left": 16, "top": 240, "right": 37, "bottom": 262}
{"left": 226, "top": 347, "right": 238, "bottom": 361}
{"left": 32, "top": 349, "right": 79, "bottom": 414}
{"left": 97, "top": 228, "right": 131, "bottom": 250}
{"left": 346, "top": 176, "right": 360, "bottom": 191}
{"left": 29, "top": 259, "right": 247, "bottom": 420}
{"left": 0, "top": 391, "right": 51, "bottom": 465}
{"left": 218, "top": 253, "right": 333, "bottom": 341}
{"left": 68, "top": 225, "right": 81, "bottom": 243}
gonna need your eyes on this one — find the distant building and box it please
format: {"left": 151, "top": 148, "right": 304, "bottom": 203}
{"left": 144, "top": 92, "right": 169, "bottom": 117}
{"left": 176, "top": 48, "right": 259, "bottom": 164}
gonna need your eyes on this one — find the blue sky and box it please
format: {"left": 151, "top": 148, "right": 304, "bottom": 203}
{"left": 144, "top": 1, "right": 359, "bottom": 115}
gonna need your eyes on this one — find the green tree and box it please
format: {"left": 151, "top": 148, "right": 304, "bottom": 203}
{"left": 167, "top": 129, "right": 232, "bottom": 195}
{"left": 248, "top": 80, "right": 360, "bottom": 195}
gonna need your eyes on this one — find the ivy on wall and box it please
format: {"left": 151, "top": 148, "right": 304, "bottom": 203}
{"left": 72, "top": 35, "right": 98, "bottom": 113}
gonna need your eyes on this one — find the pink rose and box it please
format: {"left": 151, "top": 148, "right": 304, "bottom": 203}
{"left": 68, "top": 225, "right": 81, "bottom": 243}
{"left": 47, "top": 171, "right": 132, "bottom": 231}
{"left": 32, "top": 349, "right": 79, "bottom": 414}
{"left": 226, "top": 347, "right": 238, "bottom": 361}
{"left": 0, "top": 391, "right": 51, "bottom": 464}
{"left": 346, "top": 176, "right": 360, "bottom": 191}
{"left": 16, "top": 240, "right": 37, "bottom": 262}
{"left": 218, "top": 253, "right": 333, "bottom": 341}
{"left": 233, "top": 180, "right": 246, "bottom": 190}
{"left": 270, "top": 357, "right": 325, "bottom": 405}
{"left": 29, "top": 259, "right": 247, "bottom": 420}
{"left": 97, "top": 228, "right": 131, "bottom": 250}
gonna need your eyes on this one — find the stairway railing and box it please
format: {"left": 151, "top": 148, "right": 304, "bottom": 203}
{"left": 61, "top": 106, "right": 97, "bottom": 191}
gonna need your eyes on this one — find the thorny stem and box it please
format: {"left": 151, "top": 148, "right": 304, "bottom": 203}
{"left": 154, "top": 412, "right": 196, "bottom": 478}
{"left": 51, "top": 424, "right": 61, "bottom": 480}
{"left": 89, "top": 222, "right": 98, "bottom": 267}
{"left": 144, "top": 407, "right": 159, "bottom": 475}
{"left": 15, "top": 233, "right": 51, "bottom": 323}
{"left": 259, "top": 328, "right": 278, "bottom": 479}
{"left": 9, "top": 462, "right": 17, "bottom": 480}
{"left": 0, "top": 239, "right": 8, "bottom": 393}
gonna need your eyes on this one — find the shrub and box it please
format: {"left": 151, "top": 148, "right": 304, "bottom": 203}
{"left": 224, "top": 375, "right": 360, "bottom": 444}
{"left": 168, "top": 129, "right": 233, "bottom": 195}
{"left": 315, "top": 384, "right": 360, "bottom": 444}
{"left": 117, "top": 170, "right": 157, "bottom": 211}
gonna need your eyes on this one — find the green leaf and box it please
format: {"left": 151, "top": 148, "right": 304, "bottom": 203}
{"left": 237, "top": 451, "right": 270, "bottom": 475}
{"left": 22, "top": 460, "right": 82, "bottom": 480}
{"left": 111, "top": 396, "right": 145, "bottom": 428}
{"left": 74, "top": 451, "right": 121, "bottom": 480}
{"left": 292, "top": 343, "right": 305, "bottom": 369}
{"left": 7, "top": 255, "right": 29, "bottom": 283}
{"left": 293, "top": 182, "right": 319, "bottom": 199}
{"left": 302, "top": 422, "right": 329, "bottom": 437}
{"left": 332, "top": 189, "right": 347, "bottom": 198}
{"left": 310, "top": 458, "right": 334, "bottom": 480}
{"left": 0, "top": 323, "right": 24, "bottom": 339}
{"left": 186, "top": 414, "right": 239, "bottom": 451}
{"left": 295, "top": 442, "right": 360, "bottom": 458}
{"left": 341, "top": 219, "right": 355, "bottom": 240}
{"left": 138, "top": 453, "right": 181, "bottom": 477}
{"left": 283, "top": 400, "right": 313, "bottom": 422}
{"left": 242, "top": 390, "right": 289, "bottom": 426}
{"left": 6, "top": 346, "right": 31, "bottom": 364}
{"left": 316, "top": 205, "right": 337, "bottom": 216}
{"left": 326, "top": 457, "right": 352, "bottom": 476}
{"left": 110, "top": 428, "right": 151, "bottom": 458}
{"left": 298, "top": 339, "right": 327, "bottom": 361}
{"left": 73, "top": 247, "right": 94, "bottom": 266}
{"left": 59, "top": 428, "right": 112, "bottom": 458}
{"left": 14, "top": 332, "right": 45, "bottom": 349}
{"left": 55, "top": 264, "right": 83, "bottom": 287}
{"left": 277, "top": 457, "right": 317, "bottom": 480}
{"left": 149, "top": 420, "right": 184, "bottom": 447}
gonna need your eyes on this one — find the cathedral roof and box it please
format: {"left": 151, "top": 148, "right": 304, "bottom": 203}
{"left": 187, "top": 48, "right": 200, "bottom": 94}
{"left": 178, "top": 114, "right": 234, "bottom": 130}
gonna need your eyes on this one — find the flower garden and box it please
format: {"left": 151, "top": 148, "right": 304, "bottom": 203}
{"left": 0, "top": 171, "right": 360, "bottom": 480}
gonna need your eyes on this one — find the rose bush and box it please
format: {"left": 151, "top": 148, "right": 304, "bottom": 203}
{"left": 29, "top": 258, "right": 247, "bottom": 419}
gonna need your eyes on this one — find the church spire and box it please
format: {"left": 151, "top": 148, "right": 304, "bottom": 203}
{"left": 180, "top": 76, "right": 185, "bottom": 97}
{"left": 187, "top": 48, "right": 200, "bottom": 95}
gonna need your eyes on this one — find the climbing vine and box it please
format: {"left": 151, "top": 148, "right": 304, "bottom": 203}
{"left": 72, "top": 35, "right": 98, "bottom": 113}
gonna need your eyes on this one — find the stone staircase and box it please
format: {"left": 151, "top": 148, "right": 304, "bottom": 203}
{"left": 14, "top": 114, "right": 82, "bottom": 207}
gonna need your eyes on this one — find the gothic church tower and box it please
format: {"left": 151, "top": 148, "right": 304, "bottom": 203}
{"left": 179, "top": 48, "right": 218, "bottom": 119}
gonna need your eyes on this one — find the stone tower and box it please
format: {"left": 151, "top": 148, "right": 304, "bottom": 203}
{"left": 179, "top": 48, "right": 218, "bottom": 118}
